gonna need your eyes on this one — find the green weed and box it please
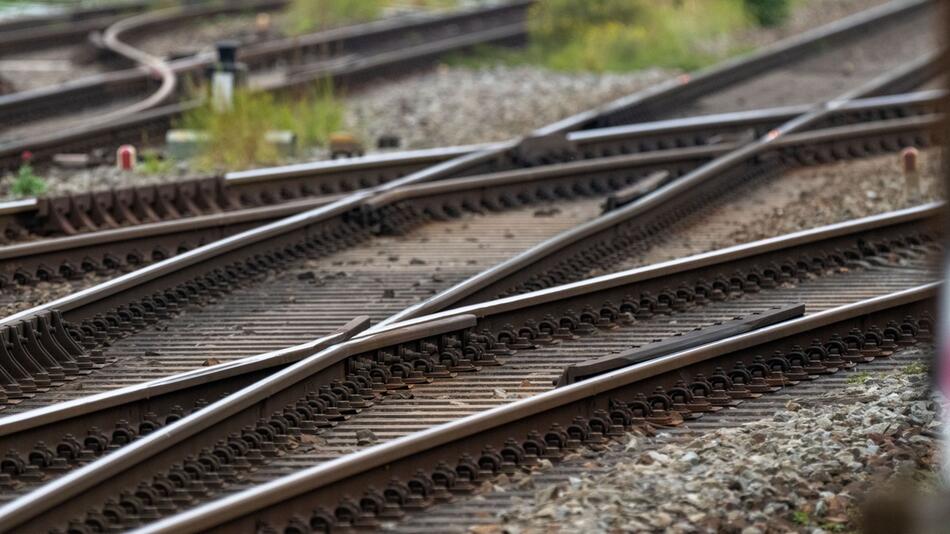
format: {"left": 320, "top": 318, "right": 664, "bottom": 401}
{"left": 286, "top": 0, "right": 458, "bottom": 34}
{"left": 847, "top": 372, "right": 871, "bottom": 385}
{"left": 286, "top": 0, "right": 383, "bottom": 34}
{"left": 901, "top": 362, "right": 928, "bottom": 375}
{"left": 178, "top": 82, "right": 345, "bottom": 171}
{"left": 459, "top": 0, "right": 794, "bottom": 73}
{"left": 792, "top": 510, "right": 811, "bottom": 526}
{"left": 10, "top": 153, "right": 45, "bottom": 197}
{"left": 744, "top": 0, "right": 790, "bottom": 27}
{"left": 138, "top": 150, "right": 174, "bottom": 175}
{"left": 820, "top": 523, "right": 847, "bottom": 533}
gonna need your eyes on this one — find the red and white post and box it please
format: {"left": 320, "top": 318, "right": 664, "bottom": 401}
{"left": 117, "top": 144, "right": 137, "bottom": 171}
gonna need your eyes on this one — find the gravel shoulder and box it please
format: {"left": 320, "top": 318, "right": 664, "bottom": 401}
{"left": 607, "top": 148, "right": 945, "bottom": 272}
{"left": 386, "top": 347, "right": 944, "bottom": 533}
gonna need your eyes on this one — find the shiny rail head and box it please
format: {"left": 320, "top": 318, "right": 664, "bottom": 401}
{"left": 127, "top": 283, "right": 938, "bottom": 534}
{"left": 379, "top": 201, "right": 944, "bottom": 332}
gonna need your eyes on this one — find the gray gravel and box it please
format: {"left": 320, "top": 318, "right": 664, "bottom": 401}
{"left": 500, "top": 352, "right": 943, "bottom": 533}
{"left": 345, "top": 66, "right": 674, "bottom": 149}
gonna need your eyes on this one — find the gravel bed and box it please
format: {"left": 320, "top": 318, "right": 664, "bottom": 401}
{"left": 484, "top": 349, "right": 944, "bottom": 533}
{"left": 345, "top": 66, "right": 674, "bottom": 149}
{"left": 616, "top": 148, "right": 945, "bottom": 270}
{"left": 0, "top": 272, "right": 112, "bottom": 318}
{"left": 1, "top": 148, "right": 942, "bottom": 315}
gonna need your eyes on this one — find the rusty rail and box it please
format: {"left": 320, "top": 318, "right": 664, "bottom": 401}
{"left": 135, "top": 283, "right": 938, "bottom": 534}
{"left": 3, "top": 88, "right": 938, "bottom": 247}
{"left": 0, "top": 0, "right": 533, "bottom": 170}
{"left": 0, "top": 202, "right": 940, "bottom": 531}
{"left": 374, "top": 54, "right": 942, "bottom": 327}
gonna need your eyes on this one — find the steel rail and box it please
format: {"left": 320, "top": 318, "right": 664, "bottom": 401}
{"left": 0, "top": 193, "right": 344, "bottom": 260}
{"left": 0, "top": 202, "right": 940, "bottom": 531}
{"left": 0, "top": 0, "right": 533, "bottom": 169}
{"left": 0, "top": 0, "right": 938, "bottom": 455}
{"left": 1, "top": 109, "right": 938, "bottom": 324}
{"left": 0, "top": 87, "right": 931, "bottom": 243}
{"left": 380, "top": 202, "right": 943, "bottom": 332}
{"left": 136, "top": 283, "right": 938, "bottom": 534}
{"left": 0, "top": 201, "right": 941, "bottom": 442}
{"left": 0, "top": 316, "right": 370, "bottom": 439}
{"left": 0, "top": 1, "right": 151, "bottom": 55}
{"left": 0, "top": 0, "right": 927, "bottom": 172}
{"left": 0, "top": 88, "right": 939, "bottom": 248}
{"left": 0, "top": 314, "right": 477, "bottom": 532}
{"left": 0, "top": 59, "right": 939, "bottom": 421}
{"left": 374, "top": 53, "right": 942, "bottom": 327}
{"left": 0, "top": 1, "right": 148, "bottom": 33}
{"left": 539, "top": 0, "right": 932, "bottom": 133}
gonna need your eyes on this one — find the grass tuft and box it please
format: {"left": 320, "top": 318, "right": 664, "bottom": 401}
{"left": 178, "top": 81, "right": 345, "bottom": 171}
{"left": 847, "top": 372, "right": 871, "bottom": 385}
{"left": 138, "top": 150, "right": 174, "bottom": 175}
{"left": 286, "top": 0, "right": 459, "bottom": 34}
{"left": 10, "top": 157, "right": 45, "bottom": 198}
{"left": 901, "top": 362, "right": 928, "bottom": 376}
{"left": 457, "top": 0, "right": 792, "bottom": 73}
{"left": 744, "top": 0, "right": 790, "bottom": 27}
{"left": 286, "top": 0, "right": 384, "bottom": 34}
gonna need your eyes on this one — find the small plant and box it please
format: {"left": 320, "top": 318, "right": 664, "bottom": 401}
{"left": 744, "top": 0, "right": 790, "bottom": 27}
{"left": 821, "top": 522, "right": 847, "bottom": 533}
{"left": 792, "top": 510, "right": 811, "bottom": 526}
{"left": 10, "top": 151, "right": 46, "bottom": 198}
{"left": 520, "top": 0, "right": 750, "bottom": 73}
{"left": 901, "top": 362, "right": 928, "bottom": 375}
{"left": 139, "top": 150, "right": 174, "bottom": 175}
{"left": 178, "top": 81, "right": 345, "bottom": 170}
{"left": 287, "top": 0, "right": 384, "bottom": 34}
{"left": 847, "top": 372, "right": 871, "bottom": 384}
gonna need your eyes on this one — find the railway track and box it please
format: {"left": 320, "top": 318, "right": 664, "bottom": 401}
{"left": 385, "top": 343, "right": 935, "bottom": 533}
{"left": 0, "top": 0, "right": 532, "bottom": 169}
{"left": 0, "top": 49, "right": 938, "bottom": 410}
{"left": 183, "top": 286, "right": 936, "bottom": 534}
{"left": 0, "top": 0, "right": 938, "bottom": 256}
{"left": 0, "top": 2, "right": 942, "bottom": 529}
{"left": 0, "top": 89, "right": 940, "bottom": 298}
{"left": 0, "top": 0, "right": 935, "bottom": 170}
{"left": 0, "top": 203, "right": 939, "bottom": 531}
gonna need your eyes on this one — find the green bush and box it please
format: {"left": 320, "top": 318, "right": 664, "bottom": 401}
{"left": 10, "top": 160, "right": 45, "bottom": 198}
{"left": 179, "top": 82, "right": 345, "bottom": 171}
{"left": 287, "top": 0, "right": 384, "bottom": 34}
{"left": 528, "top": 0, "right": 644, "bottom": 48}
{"left": 525, "top": 0, "right": 749, "bottom": 72}
{"left": 744, "top": 0, "right": 790, "bottom": 27}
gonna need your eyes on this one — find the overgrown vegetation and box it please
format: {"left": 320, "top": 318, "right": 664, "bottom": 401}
{"left": 901, "top": 362, "right": 928, "bottom": 375}
{"left": 461, "top": 0, "right": 791, "bottom": 73}
{"left": 138, "top": 149, "right": 174, "bottom": 175}
{"left": 287, "top": 0, "right": 457, "bottom": 34}
{"left": 178, "top": 82, "right": 345, "bottom": 170}
{"left": 744, "top": 0, "right": 791, "bottom": 27}
{"left": 286, "top": 0, "right": 383, "bottom": 34}
{"left": 10, "top": 151, "right": 45, "bottom": 198}
{"left": 847, "top": 371, "right": 871, "bottom": 384}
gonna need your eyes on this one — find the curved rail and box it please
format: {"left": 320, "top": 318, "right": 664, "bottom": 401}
{"left": 374, "top": 54, "right": 943, "bottom": 327}
{"left": 96, "top": 7, "right": 178, "bottom": 121}
{"left": 0, "top": 0, "right": 533, "bottom": 169}
{"left": 0, "top": 201, "right": 939, "bottom": 531}
{"left": 2, "top": 92, "right": 939, "bottom": 286}
{"left": 0, "top": 88, "right": 940, "bottom": 247}
{"left": 135, "top": 282, "right": 938, "bottom": 533}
